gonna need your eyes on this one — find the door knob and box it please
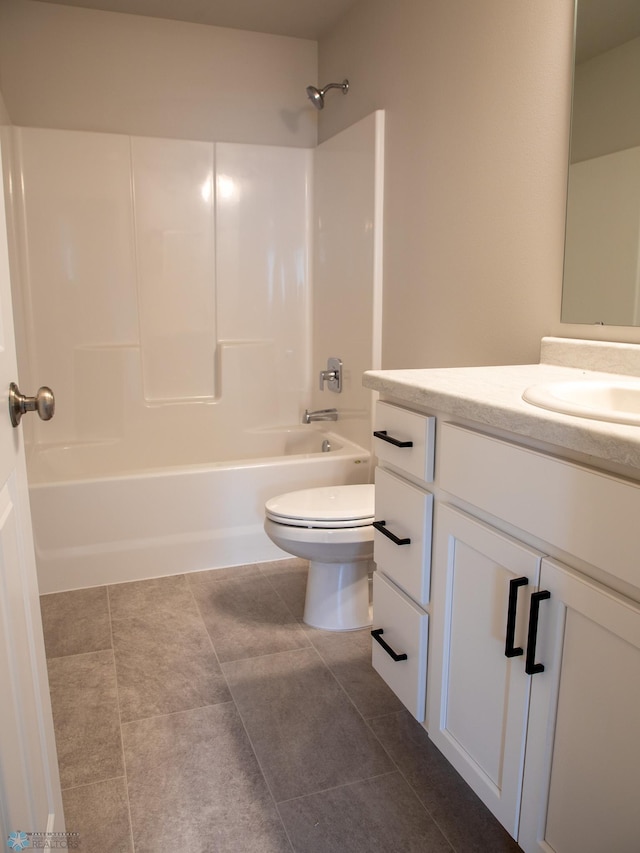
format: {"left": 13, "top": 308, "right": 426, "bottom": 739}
{"left": 9, "top": 382, "right": 55, "bottom": 427}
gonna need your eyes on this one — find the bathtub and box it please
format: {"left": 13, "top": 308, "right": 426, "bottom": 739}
{"left": 27, "top": 428, "right": 371, "bottom": 593}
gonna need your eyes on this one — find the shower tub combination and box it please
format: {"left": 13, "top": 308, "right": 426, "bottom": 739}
{"left": 10, "top": 124, "right": 382, "bottom": 595}
{"left": 28, "top": 427, "right": 370, "bottom": 594}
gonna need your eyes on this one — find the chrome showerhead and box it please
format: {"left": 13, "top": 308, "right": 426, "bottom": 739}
{"left": 306, "top": 85, "right": 324, "bottom": 109}
{"left": 306, "top": 79, "right": 349, "bottom": 110}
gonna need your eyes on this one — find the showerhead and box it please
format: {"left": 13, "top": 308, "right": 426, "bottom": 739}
{"left": 306, "top": 85, "right": 324, "bottom": 109}
{"left": 306, "top": 79, "right": 349, "bottom": 110}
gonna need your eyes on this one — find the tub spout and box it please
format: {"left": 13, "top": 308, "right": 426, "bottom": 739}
{"left": 302, "top": 408, "right": 338, "bottom": 424}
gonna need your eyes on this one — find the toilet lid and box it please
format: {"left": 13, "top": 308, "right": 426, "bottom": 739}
{"left": 265, "top": 484, "right": 374, "bottom": 529}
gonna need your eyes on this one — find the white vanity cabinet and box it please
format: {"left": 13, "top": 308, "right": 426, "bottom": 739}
{"left": 370, "top": 401, "right": 435, "bottom": 722}
{"left": 428, "top": 422, "right": 640, "bottom": 853}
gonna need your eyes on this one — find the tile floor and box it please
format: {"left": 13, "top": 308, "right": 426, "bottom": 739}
{"left": 40, "top": 559, "right": 520, "bottom": 853}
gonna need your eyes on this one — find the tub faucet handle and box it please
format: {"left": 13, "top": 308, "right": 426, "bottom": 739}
{"left": 319, "top": 357, "right": 342, "bottom": 393}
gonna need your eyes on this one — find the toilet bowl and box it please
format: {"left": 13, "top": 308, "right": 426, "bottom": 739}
{"left": 264, "top": 484, "right": 374, "bottom": 631}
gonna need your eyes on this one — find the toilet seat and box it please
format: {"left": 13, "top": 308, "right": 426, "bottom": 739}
{"left": 265, "top": 484, "right": 374, "bottom": 529}
{"left": 263, "top": 484, "right": 374, "bottom": 630}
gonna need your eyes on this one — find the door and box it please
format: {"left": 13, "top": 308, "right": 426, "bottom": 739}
{"left": 427, "top": 504, "right": 543, "bottom": 838}
{"left": 0, "top": 140, "right": 64, "bottom": 840}
{"left": 519, "top": 558, "right": 640, "bottom": 853}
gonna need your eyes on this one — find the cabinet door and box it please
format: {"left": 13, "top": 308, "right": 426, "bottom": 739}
{"left": 427, "top": 504, "right": 542, "bottom": 838}
{"left": 519, "top": 558, "right": 640, "bottom": 853}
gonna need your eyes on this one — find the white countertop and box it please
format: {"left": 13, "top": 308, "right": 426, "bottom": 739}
{"left": 363, "top": 339, "right": 640, "bottom": 475}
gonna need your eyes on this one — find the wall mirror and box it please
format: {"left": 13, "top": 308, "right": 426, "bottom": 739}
{"left": 561, "top": 0, "right": 640, "bottom": 326}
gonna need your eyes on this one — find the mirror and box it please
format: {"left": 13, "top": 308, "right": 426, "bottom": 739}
{"left": 561, "top": 0, "right": 640, "bottom": 326}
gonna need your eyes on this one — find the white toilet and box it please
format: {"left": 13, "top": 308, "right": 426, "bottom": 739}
{"left": 264, "top": 484, "right": 375, "bottom": 631}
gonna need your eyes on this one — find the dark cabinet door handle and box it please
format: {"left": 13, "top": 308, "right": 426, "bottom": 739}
{"left": 371, "top": 628, "right": 408, "bottom": 661}
{"left": 372, "top": 520, "right": 411, "bottom": 546}
{"left": 505, "top": 577, "right": 528, "bottom": 658}
{"left": 373, "top": 430, "right": 414, "bottom": 448}
{"left": 525, "top": 590, "right": 551, "bottom": 675}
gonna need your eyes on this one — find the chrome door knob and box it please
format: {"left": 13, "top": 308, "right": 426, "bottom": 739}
{"left": 9, "top": 382, "right": 55, "bottom": 427}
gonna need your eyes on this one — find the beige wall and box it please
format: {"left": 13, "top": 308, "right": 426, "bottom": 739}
{"left": 0, "top": 88, "right": 10, "bottom": 126}
{"left": 4, "top": 1, "right": 640, "bottom": 362}
{"left": 0, "top": 0, "right": 317, "bottom": 147}
{"left": 318, "top": 0, "right": 621, "bottom": 368}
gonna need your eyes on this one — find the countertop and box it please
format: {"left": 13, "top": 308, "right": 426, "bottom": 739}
{"left": 363, "top": 338, "right": 640, "bottom": 475}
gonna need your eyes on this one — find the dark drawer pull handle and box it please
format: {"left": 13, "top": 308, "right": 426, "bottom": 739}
{"left": 525, "top": 590, "right": 551, "bottom": 675}
{"left": 373, "top": 429, "right": 413, "bottom": 448}
{"left": 371, "top": 628, "right": 408, "bottom": 662}
{"left": 373, "top": 520, "right": 411, "bottom": 546}
{"left": 504, "top": 577, "right": 528, "bottom": 658}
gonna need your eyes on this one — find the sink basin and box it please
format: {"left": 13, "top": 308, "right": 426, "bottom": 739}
{"left": 522, "top": 379, "right": 640, "bottom": 426}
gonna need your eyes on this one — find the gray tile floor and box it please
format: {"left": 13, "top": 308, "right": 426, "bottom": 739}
{"left": 40, "top": 559, "right": 520, "bottom": 853}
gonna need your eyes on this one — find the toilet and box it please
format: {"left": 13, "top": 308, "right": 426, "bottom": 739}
{"left": 264, "top": 484, "right": 375, "bottom": 631}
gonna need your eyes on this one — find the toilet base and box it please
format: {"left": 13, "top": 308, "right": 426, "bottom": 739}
{"left": 303, "top": 559, "right": 372, "bottom": 631}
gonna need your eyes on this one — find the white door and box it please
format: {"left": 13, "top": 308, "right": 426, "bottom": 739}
{"left": 427, "top": 504, "right": 543, "bottom": 838}
{"left": 0, "top": 142, "right": 64, "bottom": 841}
{"left": 519, "top": 557, "right": 640, "bottom": 853}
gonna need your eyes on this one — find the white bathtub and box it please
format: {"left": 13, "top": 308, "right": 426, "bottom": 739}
{"left": 28, "top": 428, "right": 371, "bottom": 593}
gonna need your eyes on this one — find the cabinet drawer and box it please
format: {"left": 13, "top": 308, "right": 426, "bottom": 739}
{"left": 372, "top": 572, "right": 429, "bottom": 722}
{"left": 374, "top": 467, "right": 433, "bottom": 605}
{"left": 374, "top": 401, "right": 435, "bottom": 483}
{"left": 439, "top": 423, "right": 640, "bottom": 589}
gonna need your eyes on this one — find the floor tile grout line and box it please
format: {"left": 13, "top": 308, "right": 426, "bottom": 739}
{"left": 108, "top": 574, "right": 234, "bottom": 730}
{"left": 60, "top": 774, "right": 127, "bottom": 794}
{"left": 119, "top": 699, "right": 236, "bottom": 729}
{"left": 45, "top": 565, "right": 489, "bottom": 852}
{"left": 258, "top": 561, "right": 308, "bottom": 624}
{"left": 221, "top": 636, "right": 418, "bottom": 826}
{"left": 45, "top": 647, "right": 114, "bottom": 662}
{"left": 308, "top": 637, "right": 379, "bottom": 721}
{"left": 185, "top": 567, "right": 297, "bottom": 852}
{"left": 183, "top": 572, "right": 236, "bottom": 671}
{"left": 274, "top": 769, "right": 400, "bottom": 806}
{"left": 188, "top": 558, "right": 375, "bottom": 848}
{"left": 258, "top": 561, "right": 384, "bottom": 691}
{"left": 250, "top": 562, "right": 445, "bottom": 830}
{"left": 301, "top": 621, "right": 403, "bottom": 736}
{"left": 288, "top": 600, "right": 455, "bottom": 840}
{"left": 216, "top": 648, "right": 297, "bottom": 853}
{"left": 187, "top": 566, "right": 312, "bottom": 666}
{"left": 362, "top": 711, "right": 457, "bottom": 853}
{"left": 273, "top": 764, "right": 456, "bottom": 852}
{"left": 106, "top": 585, "right": 137, "bottom": 853}
{"left": 301, "top": 634, "right": 459, "bottom": 850}
{"left": 218, "top": 642, "right": 313, "bottom": 667}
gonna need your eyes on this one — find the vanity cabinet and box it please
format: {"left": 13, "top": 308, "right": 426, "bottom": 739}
{"left": 428, "top": 422, "right": 640, "bottom": 853}
{"left": 369, "top": 389, "right": 640, "bottom": 850}
{"left": 371, "top": 401, "right": 434, "bottom": 722}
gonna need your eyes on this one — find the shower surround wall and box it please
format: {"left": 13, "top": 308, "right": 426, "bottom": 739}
{"left": 5, "top": 115, "right": 382, "bottom": 591}
{"left": 11, "top": 127, "right": 312, "bottom": 467}
{"left": 311, "top": 111, "right": 384, "bottom": 446}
